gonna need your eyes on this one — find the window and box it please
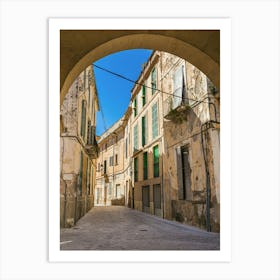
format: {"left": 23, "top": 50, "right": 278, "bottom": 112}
{"left": 133, "top": 124, "right": 138, "bottom": 151}
{"left": 103, "top": 160, "right": 107, "bottom": 174}
{"left": 80, "top": 100, "right": 87, "bottom": 140}
{"left": 109, "top": 156, "right": 114, "bottom": 166}
{"left": 134, "top": 97, "right": 137, "bottom": 117}
{"left": 87, "top": 120, "right": 91, "bottom": 144}
{"left": 142, "top": 84, "right": 146, "bottom": 106}
{"left": 115, "top": 154, "right": 118, "bottom": 165}
{"left": 176, "top": 145, "right": 192, "bottom": 200}
{"left": 152, "top": 103, "right": 158, "bottom": 139}
{"left": 143, "top": 152, "right": 148, "bottom": 180}
{"left": 142, "top": 115, "right": 147, "bottom": 146}
{"left": 153, "top": 145, "right": 159, "bottom": 177}
{"left": 151, "top": 67, "right": 157, "bottom": 95}
{"left": 134, "top": 157, "right": 138, "bottom": 182}
{"left": 173, "top": 65, "right": 186, "bottom": 108}
{"left": 90, "top": 125, "right": 96, "bottom": 145}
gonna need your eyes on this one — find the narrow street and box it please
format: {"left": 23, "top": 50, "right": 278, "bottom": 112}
{"left": 60, "top": 206, "right": 220, "bottom": 250}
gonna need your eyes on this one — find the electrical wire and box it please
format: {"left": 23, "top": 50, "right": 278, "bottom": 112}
{"left": 93, "top": 63, "right": 214, "bottom": 106}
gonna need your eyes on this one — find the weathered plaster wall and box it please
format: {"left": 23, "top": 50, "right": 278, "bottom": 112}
{"left": 161, "top": 52, "right": 220, "bottom": 232}
{"left": 60, "top": 65, "right": 98, "bottom": 227}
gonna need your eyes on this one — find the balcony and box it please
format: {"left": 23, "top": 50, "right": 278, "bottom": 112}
{"left": 163, "top": 96, "right": 191, "bottom": 123}
{"left": 85, "top": 143, "right": 99, "bottom": 159}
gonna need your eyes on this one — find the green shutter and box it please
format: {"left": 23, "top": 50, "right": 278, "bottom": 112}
{"left": 134, "top": 124, "right": 138, "bottom": 150}
{"left": 142, "top": 85, "right": 146, "bottom": 106}
{"left": 134, "top": 157, "right": 138, "bottom": 182}
{"left": 152, "top": 103, "right": 158, "bottom": 139}
{"left": 134, "top": 98, "right": 137, "bottom": 116}
{"left": 142, "top": 116, "right": 146, "bottom": 146}
{"left": 143, "top": 152, "right": 148, "bottom": 180}
{"left": 153, "top": 145, "right": 159, "bottom": 177}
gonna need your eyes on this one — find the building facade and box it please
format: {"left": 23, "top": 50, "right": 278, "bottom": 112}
{"left": 95, "top": 108, "right": 133, "bottom": 206}
{"left": 60, "top": 65, "right": 99, "bottom": 228}
{"left": 130, "top": 52, "right": 164, "bottom": 217}
{"left": 160, "top": 52, "right": 220, "bottom": 232}
{"left": 94, "top": 50, "right": 220, "bottom": 232}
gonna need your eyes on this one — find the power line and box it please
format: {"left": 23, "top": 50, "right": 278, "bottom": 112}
{"left": 93, "top": 63, "right": 214, "bottom": 106}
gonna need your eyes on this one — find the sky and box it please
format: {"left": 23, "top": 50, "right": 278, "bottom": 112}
{"left": 93, "top": 49, "right": 153, "bottom": 136}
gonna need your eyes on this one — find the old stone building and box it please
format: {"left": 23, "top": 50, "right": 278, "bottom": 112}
{"left": 160, "top": 52, "right": 220, "bottom": 232}
{"left": 94, "top": 50, "right": 220, "bottom": 232}
{"left": 60, "top": 65, "right": 99, "bottom": 228}
{"left": 130, "top": 51, "right": 164, "bottom": 217}
{"left": 95, "top": 108, "right": 132, "bottom": 206}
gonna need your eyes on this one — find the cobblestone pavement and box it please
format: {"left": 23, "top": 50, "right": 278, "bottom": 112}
{"left": 60, "top": 206, "right": 220, "bottom": 250}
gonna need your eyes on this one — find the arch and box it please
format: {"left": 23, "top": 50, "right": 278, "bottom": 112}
{"left": 60, "top": 30, "right": 219, "bottom": 103}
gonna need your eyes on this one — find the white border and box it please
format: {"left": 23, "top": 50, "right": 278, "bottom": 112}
{"left": 49, "top": 18, "right": 231, "bottom": 262}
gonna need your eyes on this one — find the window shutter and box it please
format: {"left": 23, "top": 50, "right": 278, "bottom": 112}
{"left": 152, "top": 103, "right": 158, "bottom": 139}
{"left": 134, "top": 157, "right": 138, "bottom": 182}
{"left": 87, "top": 120, "right": 91, "bottom": 144}
{"left": 143, "top": 152, "right": 148, "bottom": 180}
{"left": 142, "top": 116, "right": 146, "bottom": 146}
{"left": 142, "top": 85, "right": 146, "bottom": 106}
{"left": 176, "top": 147, "right": 184, "bottom": 200}
{"left": 173, "top": 66, "right": 183, "bottom": 109}
{"left": 133, "top": 124, "right": 138, "bottom": 151}
{"left": 134, "top": 98, "right": 137, "bottom": 116}
{"left": 153, "top": 145, "right": 159, "bottom": 178}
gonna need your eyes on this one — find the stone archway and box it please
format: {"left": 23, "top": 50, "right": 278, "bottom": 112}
{"left": 60, "top": 30, "right": 219, "bottom": 103}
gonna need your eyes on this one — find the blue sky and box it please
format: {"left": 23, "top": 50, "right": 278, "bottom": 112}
{"left": 93, "top": 49, "right": 153, "bottom": 136}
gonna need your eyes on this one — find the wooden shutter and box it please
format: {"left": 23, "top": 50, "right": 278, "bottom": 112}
{"left": 142, "top": 85, "right": 146, "bottom": 106}
{"left": 142, "top": 116, "right": 146, "bottom": 146}
{"left": 134, "top": 98, "right": 137, "bottom": 116}
{"left": 176, "top": 146, "right": 184, "bottom": 200}
{"left": 133, "top": 124, "right": 138, "bottom": 150}
{"left": 153, "top": 145, "right": 159, "bottom": 177}
{"left": 152, "top": 103, "right": 158, "bottom": 139}
{"left": 134, "top": 157, "right": 138, "bottom": 182}
{"left": 173, "top": 66, "right": 183, "bottom": 108}
{"left": 143, "top": 152, "right": 148, "bottom": 180}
